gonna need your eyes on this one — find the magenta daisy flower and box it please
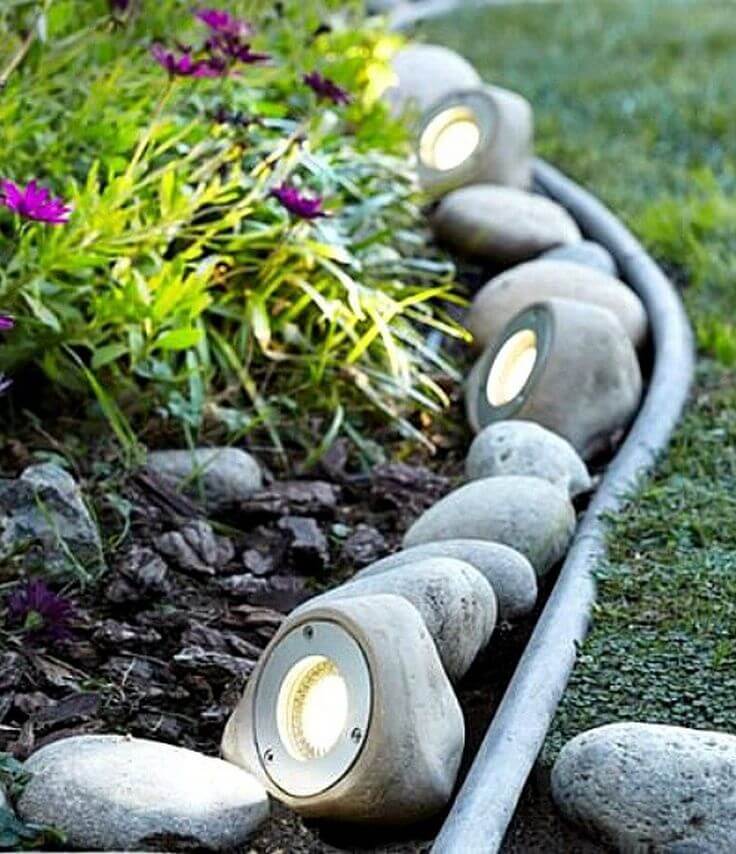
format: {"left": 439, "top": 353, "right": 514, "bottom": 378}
{"left": 0, "top": 179, "right": 72, "bottom": 225}
{"left": 303, "top": 72, "right": 351, "bottom": 106}
{"left": 6, "top": 578, "right": 75, "bottom": 644}
{"left": 151, "top": 43, "right": 227, "bottom": 78}
{"left": 0, "top": 315, "right": 14, "bottom": 331}
{"left": 194, "top": 7, "right": 253, "bottom": 38}
{"left": 271, "top": 184, "right": 325, "bottom": 220}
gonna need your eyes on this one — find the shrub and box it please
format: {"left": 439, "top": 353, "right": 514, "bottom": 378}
{"left": 0, "top": 1, "right": 465, "bottom": 461}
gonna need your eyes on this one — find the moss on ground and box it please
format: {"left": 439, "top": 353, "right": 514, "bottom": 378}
{"left": 421, "top": 0, "right": 736, "bottom": 755}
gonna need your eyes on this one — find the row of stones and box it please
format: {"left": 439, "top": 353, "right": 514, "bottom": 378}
{"left": 221, "top": 422, "right": 590, "bottom": 824}
{"left": 390, "top": 41, "right": 736, "bottom": 854}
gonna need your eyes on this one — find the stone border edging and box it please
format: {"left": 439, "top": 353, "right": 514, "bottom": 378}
{"left": 431, "top": 158, "right": 695, "bottom": 853}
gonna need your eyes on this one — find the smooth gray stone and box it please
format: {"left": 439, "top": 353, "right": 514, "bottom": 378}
{"left": 432, "top": 185, "right": 581, "bottom": 265}
{"left": 18, "top": 735, "right": 269, "bottom": 852}
{"left": 294, "top": 557, "right": 497, "bottom": 681}
{"left": 147, "top": 447, "right": 262, "bottom": 513}
{"left": 355, "top": 539, "right": 537, "bottom": 620}
{"left": 385, "top": 44, "right": 481, "bottom": 118}
{"left": 552, "top": 723, "right": 736, "bottom": 854}
{"left": 403, "top": 476, "right": 575, "bottom": 576}
{"left": 466, "top": 421, "right": 591, "bottom": 498}
{"left": 466, "top": 259, "right": 648, "bottom": 351}
{"left": 0, "top": 463, "right": 105, "bottom": 577}
{"left": 541, "top": 240, "right": 617, "bottom": 276}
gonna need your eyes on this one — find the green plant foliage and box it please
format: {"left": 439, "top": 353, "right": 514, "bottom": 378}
{"left": 0, "top": 1, "right": 464, "bottom": 457}
{"left": 422, "top": 0, "right": 736, "bottom": 760}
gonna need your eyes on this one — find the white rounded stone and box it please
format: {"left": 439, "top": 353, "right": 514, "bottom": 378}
{"left": 385, "top": 44, "right": 481, "bottom": 118}
{"left": 355, "top": 539, "right": 537, "bottom": 621}
{"left": 467, "top": 259, "right": 648, "bottom": 350}
{"left": 552, "top": 723, "right": 736, "bottom": 853}
{"left": 147, "top": 447, "right": 262, "bottom": 513}
{"left": 541, "top": 240, "right": 617, "bottom": 276}
{"left": 17, "top": 735, "right": 269, "bottom": 852}
{"left": 403, "top": 476, "right": 575, "bottom": 576}
{"left": 223, "top": 594, "right": 464, "bottom": 824}
{"left": 432, "top": 185, "right": 581, "bottom": 265}
{"left": 466, "top": 421, "right": 591, "bottom": 498}
{"left": 294, "top": 557, "right": 497, "bottom": 682}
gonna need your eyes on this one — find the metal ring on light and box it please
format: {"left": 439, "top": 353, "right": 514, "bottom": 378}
{"left": 253, "top": 619, "right": 372, "bottom": 799}
{"left": 472, "top": 303, "right": 554, "bottom": 428}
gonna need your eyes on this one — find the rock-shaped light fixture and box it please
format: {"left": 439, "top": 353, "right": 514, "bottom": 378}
{"left": 293, "top": 557, "right": 497, "bottom": 682}
{"left": 465, "top": 298, "right": 643, "bottom": 459}
{"left": 466, "top": 421, "right": 591, "bottom": 499}
{"left": 355, "top": 539, "right": 537, "bottom": 621}
{"left": 417, "top": 85, "right": 533, "bottom": 195}
{"left": 432, "top": 185, "right": 581, "bottom": 265}
{"left": 466, "top": 260, "right": 648, "bottom": 351}
{"left": 385, "top": 44, "right": 481, "bottom": 118}
{"left": 403, "top": 476, "right": 576, "bottom": 576}
{"left": 222, "top": 594, "right": 464, "bottom": 824}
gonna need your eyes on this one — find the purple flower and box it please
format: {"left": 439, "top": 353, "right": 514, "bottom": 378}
{"left": 151, "top": 43, "right": 227, "bottom": 78}
{"left": 303, "top": 71, "right": 351, "bottom": 106}
{"left": 194, "top": 7, "right": 253, "bottom": 38}
{"left": 0, "top": 315, "right": 14, "bottom": 331}
{"left": 271, "top": 184, "right": 325, "bottom": 220}
{"left": 6, "top": 579, "right": 75, "bottom": 644}
{"left": 206, "top": 34, "right": 269, "bottom": 64}
{"left": 0, "top": 179, "right": 72, "bottom": 225}
{"left": 0, "top": 375, "right": 11, "bottom": 395}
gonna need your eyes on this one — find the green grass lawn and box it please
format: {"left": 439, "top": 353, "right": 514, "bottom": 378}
{"left": 421, "top": 0, "right": 736, "bottom": 758}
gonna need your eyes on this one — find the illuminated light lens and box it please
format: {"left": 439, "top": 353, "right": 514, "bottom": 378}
{"left": 277, "top": 655, "right": 349, "bottom": 761}
{"left": 486, "top": 329, "right": 538, "bottom": 407}
{"left": 419, "top": 107, "right": 481, "bottom": 171}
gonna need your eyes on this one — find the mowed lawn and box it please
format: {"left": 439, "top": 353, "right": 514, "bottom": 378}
{"left": 421, "top": 0, "right": 736, "bottom": 760}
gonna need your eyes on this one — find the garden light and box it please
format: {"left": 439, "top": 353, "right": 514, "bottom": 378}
{"left": 276, "top": 655, "right": 349, "bottom": 761}
{"left": 250, "top": 618, "right": 371, "bottom": 798}
{"left": 222, "top": 594, "right": 465, "bottom": 823}
{"left": 419, "top": 106, "right": 481, "bottom": 171}
{"left": 417, "top": 85, "right": 533, "bottom": 196}
{"left": 485, "top": 328, "right": 538, "bottom": 407}
{"left": 465, "top": 298, "right": 643, "bottom": 460}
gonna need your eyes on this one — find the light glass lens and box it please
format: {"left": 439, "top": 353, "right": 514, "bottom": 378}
{"left": 277, "top": 655, "right": 349, "bottom": 761}
{"left": 486, "top": 329, "right": 538, "bottom": 406}
{"left": 420, "top": 107, "right": 481, "bottom": 171}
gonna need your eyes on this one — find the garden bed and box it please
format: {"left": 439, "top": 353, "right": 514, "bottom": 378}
{"left": 0, "top": 0, "right": 723, "bottom": 852}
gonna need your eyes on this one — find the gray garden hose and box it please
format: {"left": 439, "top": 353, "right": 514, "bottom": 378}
{"left": 432, "top": 158, "right": 695, "bottom": 853}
